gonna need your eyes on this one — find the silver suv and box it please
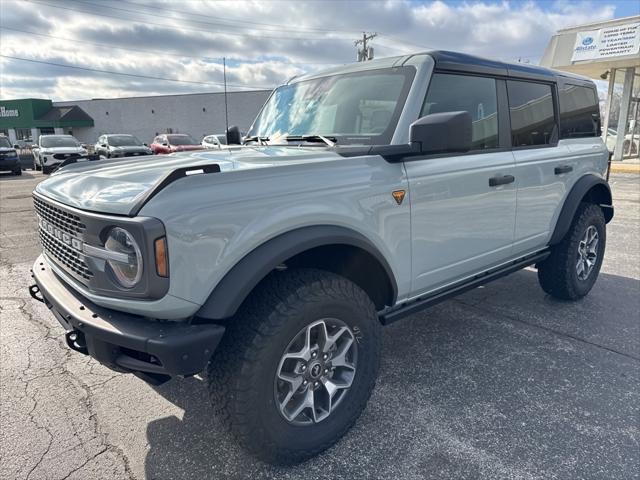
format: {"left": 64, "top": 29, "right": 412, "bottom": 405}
{"left": 29, "top": 51, "right": 613, "bottom": 464}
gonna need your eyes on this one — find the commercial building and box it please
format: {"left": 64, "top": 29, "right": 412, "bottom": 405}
{"left": 541, "top": 15, "right": 640, "bottom": 161}
{"left": 0, "top": 89, "right": 271, "bottom": 146}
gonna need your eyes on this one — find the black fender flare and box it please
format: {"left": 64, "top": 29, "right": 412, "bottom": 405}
{"left": 196, "top": 225, "right": 398, "bottom": 320}
{"left": 549, "top": 174, "right": 613, "bottom": 246}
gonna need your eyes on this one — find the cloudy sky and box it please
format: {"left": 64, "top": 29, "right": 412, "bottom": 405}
{"left": 0, "top": 0, "right": 638, "bottom": 101}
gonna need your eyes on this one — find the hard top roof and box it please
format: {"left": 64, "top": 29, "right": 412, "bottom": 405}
{"left": 290, "top": 50, "right": 594, "bottom": 86}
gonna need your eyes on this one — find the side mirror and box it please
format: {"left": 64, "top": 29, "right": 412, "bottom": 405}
{"left": 101, "top": 143, "right": 107, "bottom": 148}
{"left": 409, "top": 111, "right": 472, "bottom": 155}
{"left": 143, "top": 143, "right": 148, "bottom": 147}
{"left": 14, "top": 144, "right": 20, "bottom": 149}
{"left": 226, "top": 125, "right": 241, "bottom": 145}
{"left": 32, "top": 144, "right": 38, "bottom": 149}
{"left": 162, "top": 142, "right": 169, "bottom": 146}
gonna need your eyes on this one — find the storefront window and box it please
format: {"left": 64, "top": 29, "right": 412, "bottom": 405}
{"left": 40, "top": 127, "right": 55, "bottom": 135}
{"left": 15, "top": 128, "right": 32, "bottom": 142}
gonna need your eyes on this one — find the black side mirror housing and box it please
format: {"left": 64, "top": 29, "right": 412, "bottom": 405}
{"left": 409, "top": 111, "right": 472, "bottom": 156}
{"left": 101, "top": 143, "right": 107, "bottom": 148}
{"left": 368, "top": 111, "right": 472, "bottom": 161}
{"left": 226, "top": 126, "right": 242, "bottom": 145}
{"left": 13, "top": 144, "right": 20, "bottom": 149}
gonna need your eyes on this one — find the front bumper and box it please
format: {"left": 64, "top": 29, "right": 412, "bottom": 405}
{"left": 29, "top": 256, "right": 225, "bottom": 384}
{"left": 0, "top": 156, "right": 20, "bottom": 172}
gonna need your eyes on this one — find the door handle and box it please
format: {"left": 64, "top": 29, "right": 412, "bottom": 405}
{"left": 489, "top": 175, "right": 515, "bottom": 187}
{"left": 554, "top": 165, "right": 573, "bottom": 175}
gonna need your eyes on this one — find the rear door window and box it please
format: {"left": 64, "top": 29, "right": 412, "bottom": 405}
{"left": 559, "top": 84, "right": 600, "bottom": 138}
{"left": 507, "top": 80, "right": 557, "bottom": 147}
{"left": 421, "top": 73, "right": 499, "bottom": 150}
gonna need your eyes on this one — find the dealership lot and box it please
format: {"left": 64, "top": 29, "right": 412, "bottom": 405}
{"left": 1, "top": 172, "right": 638, "bottom": 479}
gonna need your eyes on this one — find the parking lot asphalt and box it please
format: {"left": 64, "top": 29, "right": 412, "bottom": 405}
{"left": 1, "top": 170, "right": 638, "bottom": 480}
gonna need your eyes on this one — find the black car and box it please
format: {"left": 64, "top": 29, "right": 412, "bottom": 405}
{"left": 0, "top": 136, "right": 22, "bottom": 176}
{"left": 94, "top": 134, "right": 153, "bottom": 158}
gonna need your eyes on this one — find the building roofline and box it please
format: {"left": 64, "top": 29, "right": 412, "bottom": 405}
{"left": 54, "top": 88, "right": 272, "bottom": 104}
{"left": 556, "top": 15, "right": 640, "bottom": 34}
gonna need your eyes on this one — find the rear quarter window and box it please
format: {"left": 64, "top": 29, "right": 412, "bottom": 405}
{"left": 559, "top": 84, "right": 600, "bottom": 138}
{"left": 507, "top": 80, "right": 556, "bottom": 147}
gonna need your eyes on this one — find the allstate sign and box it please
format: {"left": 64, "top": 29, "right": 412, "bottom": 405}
{"left": 572, "top": 23, "right": 640, "bottom": 62}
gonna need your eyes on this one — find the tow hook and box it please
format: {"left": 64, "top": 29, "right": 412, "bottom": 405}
{"left": 66, "top": 330, "right": 88, "bottom": 355}
{"left": 28, "top": 284, "right": 45, "bottom": 303}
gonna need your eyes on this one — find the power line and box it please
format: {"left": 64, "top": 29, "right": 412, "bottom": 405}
{"left": 28, "top": 0, "right": 431, "bottom": 53}
{"left": 0, "top": 26, "right": 342, "bottom": 66}
{"left": 109, "top": 0, "right": 361, "bottom": 35}
{"left": 28, "top": 0, "right": 352, "bottom": 42}
{"left": 0, "top": 55, "right": 275, "bottom": 90}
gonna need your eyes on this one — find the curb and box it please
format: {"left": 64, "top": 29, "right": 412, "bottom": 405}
{"left": 610, "top": 163, "right": 640, "bottom": 174}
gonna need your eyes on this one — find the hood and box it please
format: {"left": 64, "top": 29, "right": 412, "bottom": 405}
{"left": 40, "top": 146, "right": 85, "bottom": 154}
{"left": 0, "top": 147, "right": 17, "bottom": 154}
{"left": 35, "top": 146, "right": 340, "bottom": 215}
{"left": 110, "top": 145, "right": 151, "bottom": 153}
{"left": 170, "top": 145, "right": 202, "bottom": 152}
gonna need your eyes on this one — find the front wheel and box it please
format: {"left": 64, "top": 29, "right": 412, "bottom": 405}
{"left": 207, "top": 268, "right": 381, "bottom": 464}
{"left": 538, "top": 203, "right": 606, "bottom": 300}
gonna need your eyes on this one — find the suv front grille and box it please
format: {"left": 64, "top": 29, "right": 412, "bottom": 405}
{"left": 34, "top": 196, "right": 93, "bottom": 282}
{"left": 33, "top": 196, "right": 86, "bottom": 235}
{"left": 39, "top": 229, "right": 93, "bottom": 280}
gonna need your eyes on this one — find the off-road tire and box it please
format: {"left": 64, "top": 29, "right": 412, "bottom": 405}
{"left": 13, "top": 168, "right": 22, "bottom": 176}
{"left": 207, "top": 268, "right": 381, "bottom": 464}
{"left": 538, "top": 203, "right": 606, "bottom": 300}
{"left": 42, "top": 165, "right": 51, "bottom": 175}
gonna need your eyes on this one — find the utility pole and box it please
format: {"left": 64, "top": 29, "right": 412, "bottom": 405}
{"left": 355, "top": 32, "right": 377, "bottom": 62}
{"left": 223, "top": 57, "right": 229, "bottom": 138}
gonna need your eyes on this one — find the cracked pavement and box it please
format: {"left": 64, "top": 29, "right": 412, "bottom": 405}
{"left": 1, "top": 170, "right": 638, "bottom": 479}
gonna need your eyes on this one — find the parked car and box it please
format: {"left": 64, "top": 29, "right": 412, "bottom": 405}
{"left": 0, "top": 135, "right": 22, "bottom": 175}
{"left": 149, "top": 134, "right": 203, "bottom": 154}
{"left": 605, "top": 127, "right": 639, "bottom": 157}
{"left": 201, "top": 134, "right": 227, "bottom": 149}
{"left": 30, "top": 50, "right": 612, "bottom": 465}
{"left": 94, "top": 134, "right": 153, "bottom": 158}
{"left": 33, "top": 135, "right": 86, "bottom": 174}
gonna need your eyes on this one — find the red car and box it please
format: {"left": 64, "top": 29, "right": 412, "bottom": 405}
{"left": 149, "top": 134, "right": 204, "bottom": 154}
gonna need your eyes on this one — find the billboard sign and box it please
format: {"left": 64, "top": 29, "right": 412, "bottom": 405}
{"left": 571, "top": 22, "right": 640, "bottom": 61}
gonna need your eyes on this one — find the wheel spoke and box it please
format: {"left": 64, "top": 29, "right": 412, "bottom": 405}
{"left": 323, "top": 326, "right": 349, "bottom": 352}
{"left": 286, "top": 388, "right": 314, "bottom": 422}
{"left": 331, "top": 336, "right": 354, "bottom": 369}
{"left": 576, "top": 258, "right": 585, "bottom": 278}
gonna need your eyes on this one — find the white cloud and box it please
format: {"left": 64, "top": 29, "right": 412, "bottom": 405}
{"left": 0, "top": 0, "right": 618, "bottom": 100}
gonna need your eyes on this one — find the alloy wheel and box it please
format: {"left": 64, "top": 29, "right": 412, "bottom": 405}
{"left": 576, "top": 225, "right": 599, "bottom": 281}
{"left": 274, "top": 319, "right": 357, "bottom": 425}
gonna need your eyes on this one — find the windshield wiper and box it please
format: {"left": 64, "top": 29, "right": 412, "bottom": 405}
{"left": 284, "top": 135, "right": 337, "bottom": 147}
{"left": 243, "top": 135, "right": 269, "bottom": 145}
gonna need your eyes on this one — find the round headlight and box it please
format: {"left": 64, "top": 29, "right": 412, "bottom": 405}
{"left": 105, "top": 227, "right": 143, "bottom": 288}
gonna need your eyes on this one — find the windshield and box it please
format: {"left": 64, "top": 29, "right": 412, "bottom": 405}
{"left": 0, "top": 137, "right": 11, "bottom": 148}
{"left": 248, "top": 67, "right": 415, "bottom": 145}
{"left": 41, "top": 136, "right": 79, "bottom": 148}
{"left": 108, "top": 135, "right": 142, "bottom": 146}
{"left": 168, "top": 135, "right": 197, "bottom": 145}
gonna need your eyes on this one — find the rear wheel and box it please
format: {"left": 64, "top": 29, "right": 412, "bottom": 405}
{"left": 207, "top": 268, "right": 381, "bottom": 464}
{"left": 538, "top": 203, "right": 606, "bottom": 300}
{"left": 13, "top": 168, "right": 22, "bottom": 176}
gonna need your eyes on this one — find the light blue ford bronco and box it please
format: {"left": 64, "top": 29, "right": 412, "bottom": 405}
{"left": 29, "top": 51, "right": 613, "bottom": 464}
